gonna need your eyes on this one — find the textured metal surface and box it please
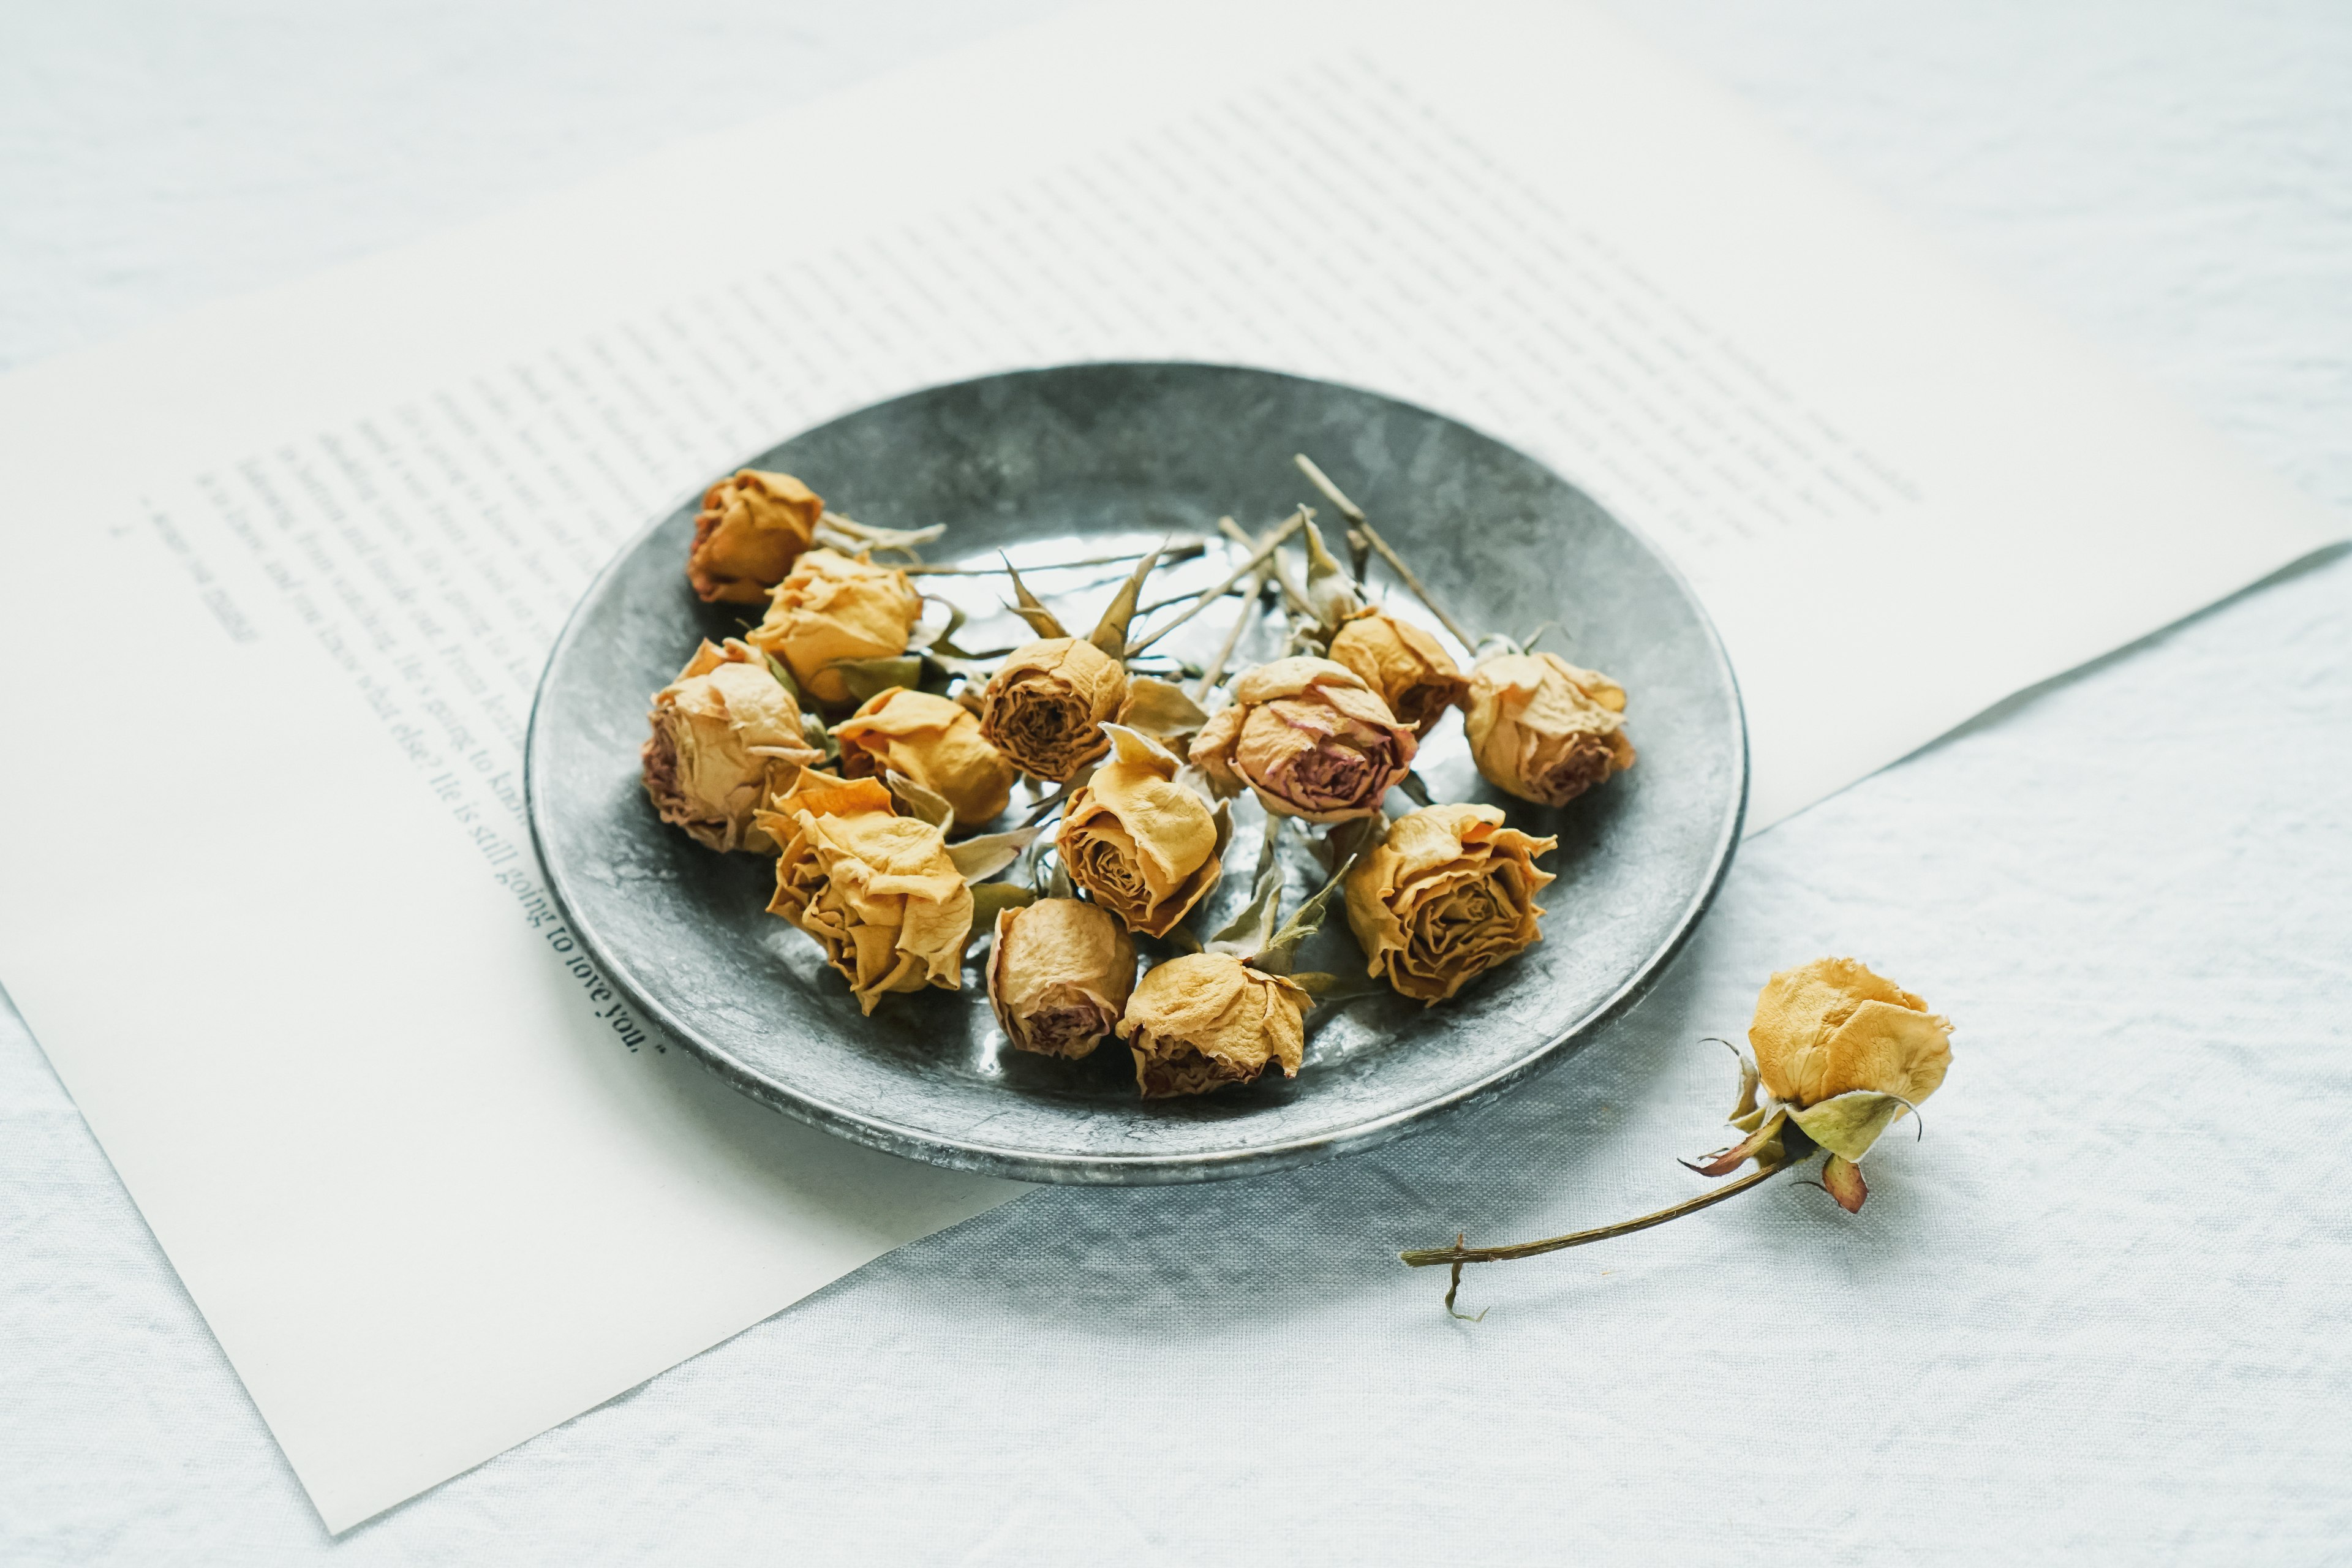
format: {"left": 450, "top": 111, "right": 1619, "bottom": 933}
{"left": 526, "top": 363, "right": 1746, "bottom": 1182}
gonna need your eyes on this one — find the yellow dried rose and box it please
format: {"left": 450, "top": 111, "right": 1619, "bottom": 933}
{"left": 687, "top": 469, "right": 824, "bottom": 604}
{"left": 1326, "top": 608, "right": 1469, "bottom": 739}
{"left": 986, "top": 898, "right": 1137, "bottom": 1059}
{"left": 1115, "top": 952, "right": 1311, "bottom": 1098}
{"left": 1057, "top": 726, "right": 1226, "bottom": 938}
{"left": 1344, "top": 804, "right": 1558, "bottom": 1004}
{"left": 1749, "top": 957, "right": 1953, "bottom": 1115}
{"left": 1691, "top": 957, "right": 1954, "bottom": 1210}
{"left": 1188, "top": 656, "right": 1417, "bottom": 823}
{"left": 1400, "top": 957, "right": 1954, "bottom": 1306}
{"left": 1463, "top": 652, "right": 1635, "bottom": 808}
{"left": 745, "top": 547, "right": 923, "bottom": 709}
{"left": 834, "top": 687, "right": 1016, "bottom": 829}
{"left": 978, "top": 636, "right": 1129, "bottom": 782}
{"left": 757, "top": 793, "right": 973, "bottom": 1016}
{"left": 640, "top": 638, "right": 821, "bottom": 853}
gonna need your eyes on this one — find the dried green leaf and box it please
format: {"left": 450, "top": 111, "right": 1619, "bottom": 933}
{"left": 1120, "top": 675, "right": 1210, "bottom": 739}
{"left": 1000, "top": 554, "right": 1069, "bottom": 640}
{"left": 1301, "top": 518, "right": 1363, "bottom": 630}
{"left": 911, "top": 595, "right": 970, "bottom": 655}
{"left": 946, "top": 825, "right": 1045, "bottom": 886}
{"left": 826, "top": 656, "right": 925, "bottom": 706}
{"left": 1786, "top": 1090, "right": 1915, "bottom": 1163}
{"left": 1206, "top": 814, "right": 1286, "bottom": 957}
{"left": 1683, "top": 1109, "right": 1789, "bottom": 1178}
{"left": 801, "top": 712, "right": 838, "bottom": 760}
{"left": 1087, "top": 543, "right": 1165, "bottom": 659}
{"left": 967, "top": 880, "right": 1037, "bottom": 935}
{"left": 1726, "top": 1044, "right": 1762, "bottom": 1123}
{"left": 762, "top": 652, "right": 803, "bottom": 701}
{"left": 884, "top": 770, "right": 956, "bottom": 832}
{"left": 1255, "top": 852, "right": 1355, "bottom": 976}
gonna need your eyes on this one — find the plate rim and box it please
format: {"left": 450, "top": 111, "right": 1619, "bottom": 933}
{"left": 525, "top": 359, "right": 1749, "bottom": 1185}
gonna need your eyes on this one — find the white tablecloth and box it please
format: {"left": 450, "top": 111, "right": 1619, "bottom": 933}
{"left": 5, "top": 1, "right": 2348, "bottom": 1560}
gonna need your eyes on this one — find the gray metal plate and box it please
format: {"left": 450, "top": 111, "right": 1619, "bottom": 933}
{"left": 526, "top": 363, "right": 1746, "bottom": 1183}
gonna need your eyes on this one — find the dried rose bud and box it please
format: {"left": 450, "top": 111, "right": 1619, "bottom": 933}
{"left": 834, "top": 687, "right": 1017, "bottom": 829}
{"left": 1326, "top": 608, "right": 1469, "bottom": 739}
{"left": 978, "top": 636, "right": 1130, "bottom": 782}
{"left": 1188, "top": 656, "right": 1417, "bottom": 823}
{"left": 986, "top": 897, "right": 1137, "bottom": 1059}
{"left": 1750, "top": 957, "right": 1952, "bottom": 1117}
{"left": 1115, "top": 952, "right": 1311, "bottom": 1098}
{"left": 1056, "top": 726, "right": 1224, "bottom": 938}
{"left": 1693, "top": 956, "right": 1954, "bottom": 1210}
{"left": 687, "top": 469, "right": 824, "bottom": 604}
{"left": 758, "top": 793, "right": 973, "bottom": 1015}
{"left": 1462, "top": 652, "right": 1635, "bottom": 808}
{"left": 640, "top": 638, "right": 821, "bottom": 853}
{"left": 745, "top": 548, "right": 924, "bottom": 710}
{"left": 1344, "top": 804, "right": 1558, "bottom": 1004}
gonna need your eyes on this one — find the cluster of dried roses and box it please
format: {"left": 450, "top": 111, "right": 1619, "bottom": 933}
{"left": 641, "top": 460, "right": 1636, "bottom": 1099}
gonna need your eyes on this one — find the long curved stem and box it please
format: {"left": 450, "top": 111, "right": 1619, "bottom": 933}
{"left": 1400, "top": 1159, "right": 1790, "bottom": 1269}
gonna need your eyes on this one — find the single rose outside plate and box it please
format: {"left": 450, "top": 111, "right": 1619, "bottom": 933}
{"left": 525, "top": 363, "right": 1747, "bottom": 1184}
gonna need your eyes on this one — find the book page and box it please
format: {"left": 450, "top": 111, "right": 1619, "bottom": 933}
{"left": 0, "top": 0, "right": 2335, "bottom": 1532}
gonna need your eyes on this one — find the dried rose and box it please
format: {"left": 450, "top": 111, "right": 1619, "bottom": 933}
{"left": 1692, "top": 957, "right": 1954, "bottom": 1211}
{"left": 977, "top": 636, "right": 1129, "bottom": 782}
{"left": 639, "top": 638, "right": 821, "bottom": 853}
{"left": 745, "top": 548, "right": 924, "bottom": 709}
{"left": 1343, "top": 804, "right": 1558, "bottom": 1004}
{"left": 986, "top": 897, "right": 1137, "bottom": 1059}
{"left": 687, "top": 469, "right": 824, "bottom": 604}
{"left": 1401, "top": 957, "right": 1953, "bottom": 1309}
{"left": 757, "top": 793, "right": 973, "bottom": 1015}
{"left": 1115, "top": 952, "right": 1310, "bottom": 1098}
{"left": 834, "top": 687, "right": 1017, "bottom": 829}
{"left": 1462, "top": 652, "right": 1635, "bottom": 808}
{"left": 1188, "top": 656, "right": 1417, "bottom": 823}
{"left": 1056, "top": 726, "right": 1227, "bottom": 938}
{"left": 1751, "top": 957, "right": 1952, "bottom": 1119}
{"left": 1326, "top": 608, "right": 1469, "bottom": 739}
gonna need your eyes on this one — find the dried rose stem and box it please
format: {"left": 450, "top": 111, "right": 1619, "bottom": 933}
{"left": 1400, "top": 1159, "right": 1790, "bottom": 1270}
{"left": 1124, "top": 511, "right": 1306, "bottom": 657}
{"left": 905, "top": 541, "right": 1205, "bottom": 576}
{"left": 1292, "top": 454, "right": 1477, "bottom": 653}
{"left": 1216, "top": 514, "right": 1311, "bottom": 618}
{"left": 1193, "top": 518, "right": 1278, "bottom": 702}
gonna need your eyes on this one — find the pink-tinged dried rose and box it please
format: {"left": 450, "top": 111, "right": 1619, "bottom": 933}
{"left": 640, "top": 638, "right": 821, "bottom": 853}
{"left": 745, "top": 548, "right": 924, "bottom": 709}
{"left": 1057, "top": 726, "right": 1224, "bottom": 937}
{"left": 986, "top": 898, "right": 1137, "bottom": 1059}
{"left": 1188, "top": 656, "right": 1417, "bottom": 823}
{"left": 977, "top": 636, "right": 1129, "bottom": 783}
{"left": 1326, "top": 608, "right": 1469, "bottom": 739}
{"left": 758, "top": 793, "right": 973, "bottom": 1015}
{"left": 834, "top": 687, "right": 1017, "bottom": 829}
{"left": 1462, "top": 652, "right": 1635, "bottom": 808}
{"left": 1343, "top": 804, "right": 1558, "bottom": 1004}
{"left": 687, "top": 469, "right": 824, "bottom": 604}
{"left": 1115, "top": 952, "right": 1311, "bottom": 1098}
